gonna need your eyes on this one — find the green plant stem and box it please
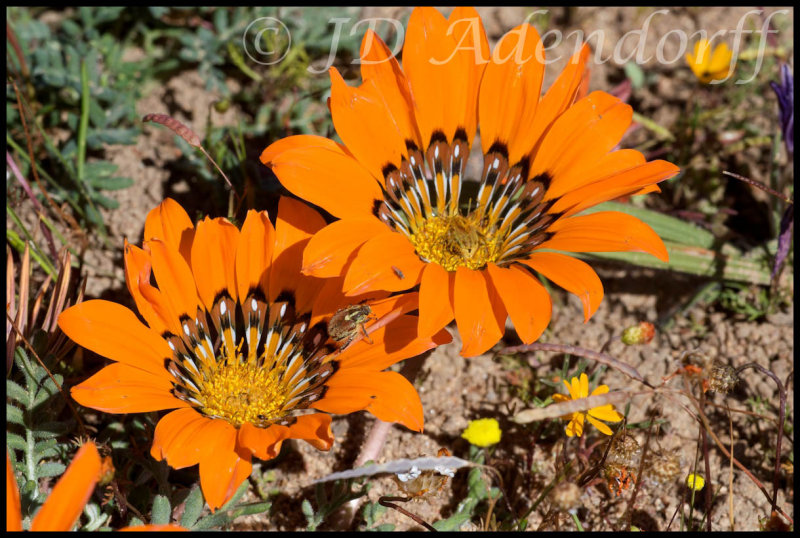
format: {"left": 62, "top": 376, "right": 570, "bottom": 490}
{"left": 77, "top": 59, "right": 90, "bottom": 183}
{"left": 632, "top": 111, "right": 675, "bottom": 141}
{"left": 570, "top": 511, "right": 584, "bottom": 531}
{"left": 6, "top": 224, "right": 57, "bottom": 279}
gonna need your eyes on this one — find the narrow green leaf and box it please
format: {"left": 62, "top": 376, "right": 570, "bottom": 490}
{"left": 301, "top": 499, "right": 314, "bottom": 518}
{"left": 193, "top": 502, "right": 271, "bottom": 530}
{"left": 433, "top": 508, "right": 474, "bottom": 531}
{"left": 7, "top": 405, "right": 25, "bottom": 426}
{"left": 6, "top": 432, "right": 26, "bottom": 453}
{"left": 37, "top": 462, "right": 66, "bottom": 478}
{"left": 6, "top": 379, "right": 27, "bottom": 403}
{"left": 624, "top": 61, "right": 645, "bottom": 89}
{"left": 181, "top": 487, "right": 204, "bottom": 529}
{"left": 34, "top": 438, "right": 58, "bottom": 460}
{"left": 580, "top": 242, "right": 771, "bottom": 285}
{"left": 151, "top": 493, "right": 171, "bottom": 525}
{"left": 88, "top": 175, "right": 133, "bottom": 191}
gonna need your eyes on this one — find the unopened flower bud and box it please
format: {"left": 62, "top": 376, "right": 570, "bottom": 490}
{"left": 621, "top": 322, "right": 655, "bottom": 345}
{"left": 607, "top": 433, "right": 642, "bottom": 468}
{"left": 707, "top": 362, "right": 738, "bottom": 394}
{"left": 647, "top": 448, "right": 681, "bottom": 486}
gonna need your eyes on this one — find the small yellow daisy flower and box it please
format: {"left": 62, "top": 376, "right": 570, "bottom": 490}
{"left": 686, "top": 473, "right": 705, "bottom": 491}
{"left": 461, "top": 418, "right": 502, "bottom": 447}
{"left": 685, "top": 39, "right": 734, "bottom": 84}
{"left": 552, "top": 373, "right": 623, "bottom": 437}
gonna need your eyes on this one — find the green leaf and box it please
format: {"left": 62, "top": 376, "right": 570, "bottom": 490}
{"left": 88, "top": 175, "right": 133, "bottom": 191}
{"left": 6, "top": 432, "right": 26, "bottom": 453}
{"left": 624, "top": 61, "right": 645, "bottom": 89}
{"left": 6, "top": 379, "right": 27, "bottom": 403}
{"left": 37, "top": 462, "right": 66, "bottom": 478}
{"left": 193, "top": 502, "right": 271, "bottom": 530}
{"left": 181, "top": 487, "right": 204, "bottom": 529}
{"left": 7, "top": 405, "right": 25, "bottom": 426}
{"left": 34, "top": 439, "right": 58, "bottom": 460}
{"left": 84, "top": 161, "right": 119, "bottom": 177}
{"left": 301, "top": 499, "right": 314, "bottom": 518}
{"left": 433, "top": 508, "right": 474, "bottom": 531}
{"left": 151, "top": 493, "right": 172, "bottom": 525}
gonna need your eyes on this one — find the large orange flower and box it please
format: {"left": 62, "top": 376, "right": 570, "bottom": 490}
{"left": 6, "top": 443, "right": 182, "bottom": 531}
{"left": 260, "top": 7, "right": 680, "bottom": 357}
{"left": 58, "top": 197, "right": 450, "bottom": 511}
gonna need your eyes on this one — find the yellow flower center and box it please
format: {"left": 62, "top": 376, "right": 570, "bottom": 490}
{"left": 198, "top": 356, "right": 291, "bottom": 428}
{"left": 411, "top": 214, "right": 503, "bottom": 271}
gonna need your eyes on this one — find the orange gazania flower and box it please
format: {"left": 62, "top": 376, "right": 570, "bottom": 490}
{"left": 261, "top": 7, "right": 680, "bottom": 357}
{"left": 6, "top": 443, "right": 183, "bottom": 531}
{"left": 58, "top": 197, "right": 450, "bottom": 511}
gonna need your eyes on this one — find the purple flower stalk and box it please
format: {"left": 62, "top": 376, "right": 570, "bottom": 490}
{"left": 770, "top": 63, "right": 794, "bottom": 154}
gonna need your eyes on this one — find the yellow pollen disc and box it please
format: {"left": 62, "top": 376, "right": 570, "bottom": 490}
{"left": 199, "top": 356, "right": 290, "bottom": 428}
{"left": 411, "top": 214, "right": 503, "bottom": 272}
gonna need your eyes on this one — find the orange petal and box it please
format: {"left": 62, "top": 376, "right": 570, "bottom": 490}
{"left": 268, "top": 197, "right": 325, "bottom": 312}
{"left": 7, "top": 453, "right": 22, "bottom": 531}
{"left": 360, "top": 29, "right": 422, "bottom": 149}
{"left": 486, "top": 263, "right": 551, "bottom": 344}
{"left": 144, "top": 198, "right": 195, "bottom": 265}
{"left": 404, "top": 7, "right": 474, "bottom": 146}
{"left": 479, "top": 23, "right": 544, "bottom": 164}
{"left": 521, "top": 252, "right": 604, "bottom": 321}
{"left": 533, "top": 91, "right": 632, "bottom": 198}
{"left": 123, "top": 240, "right": 168, "bottom": 334}
{"left": 151, "top": 409, "right": 213, "bottom": 470}
{"left": 270, "top": 197, "right": 327, "bottom": 313}
{"left": 147, "top": 238, "right": 202, "bottom": 321}
{"left": 301, "top": 218, "right": 387, "bottom": 278}
{"left": 528, "top": 43, "right": 590, "bottom": 152}
{"left": 191, "top": 217, "right": 240, "bottom": 309}
{"left": 553, "top": 159, "right": 681, "bottom": 217}
{"left": 264, "top": 142, "right": 383, "bottom": 220}
{"left": 58, "top": 300, "right": 172, "bottom": 377}
{"left": 71, "top": 363, "right": 186, "bottom": 414}
{"left": 342, "top": 232, "right": 425, "bottom": 296}
{"left": 314, "top": 369, "right": 424, "bottom": 432}
{"left": 340, "top": 313, "right": 451, "bottom": 371}
{"left": 329, "top": 66, "right": 408, "bottom": 181}
{"left": 237, "top": 422, "right": 290, "bottom": 461}
{"left": 447, "top": 6, "right": 489, "bottom": 145}
{"left": 31, "top": 442, "right": 101, "bottom": 531}
{"left": 453, "top": 267, "right": 506, "bottom": 357}
{"left": 260, "top": 133, "right": 345, "bottom": 164}
{"left": 417, "top": 262, "right": 455, "bottom": 339}
{"left": 235, "top": 210, "right": 275, "bottom": 301}
{"left": 541, "top": 211, "right": 668, "bottom": 262}
{"left": 284, "top": 414, "right": 334, "bottom": 451}
{"left": 195, "top": 420, "right": 248, "bottom": 511}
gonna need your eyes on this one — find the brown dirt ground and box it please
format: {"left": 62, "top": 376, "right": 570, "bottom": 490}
{"left": 11, "top": 5, "right": 792, "bottom": 532}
